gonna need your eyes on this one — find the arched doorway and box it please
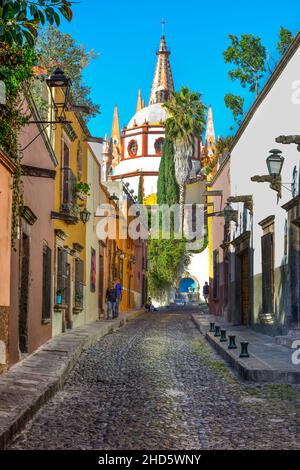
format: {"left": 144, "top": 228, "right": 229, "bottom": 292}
{"left": 176, "top": 275, "right": 199, "bottom": 303}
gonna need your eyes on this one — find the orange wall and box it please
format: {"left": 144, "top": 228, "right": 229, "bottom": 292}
{"left": 0, "top": 163, "right": 12, "bottom": 307}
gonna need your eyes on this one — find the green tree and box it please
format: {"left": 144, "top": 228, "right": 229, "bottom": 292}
{"left": 216, "top": 135, "right": 234, "bottom": 158}
{"left": 224, "top": 93, "right": 244, "bottom": 124}
{"left": 138, "top": 175, "right": 143, "bottom": 204}
{"left": 163, "top": 86, "right": 206, "bottom": 228}
{"left": 0, "top": 0, "right": 73, "bottom": 46}
{"left": 277, "top": 26, "right": 294, "bottom": 56}
{"left": 34, "top": 26, "right": 100, "bottom": 119}
{"left": 223, "top": 34, "right": 267, "bottom": 96}
{"left": 164, "top": 140, "right": 179, "bottom": 205}
{"left": 157, "top": 150, "right": 166, "bottom": 205}
{"left": 148, "top": 236, "right": 190, "bottom": 300}
{"left": 157, "top": 139, "right": 179, "bottom": 206}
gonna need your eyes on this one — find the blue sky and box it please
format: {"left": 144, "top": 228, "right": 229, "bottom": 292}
{"left": 60, "top": 0, "right": 300, "bottom": 139}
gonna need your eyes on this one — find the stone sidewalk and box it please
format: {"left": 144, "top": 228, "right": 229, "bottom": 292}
{"left": 192, "top": 312, "right": 300, "bottom": 384}
{"left": 0, "top": 309, "right": 143, "bottom": 449}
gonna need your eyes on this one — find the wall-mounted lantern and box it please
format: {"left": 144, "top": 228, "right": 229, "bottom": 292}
{"left": 266, "top": 149, "right": 284, "bottom": 177}
{"left": 251, "top": 148, "right": 284, "bottom": 199}
{"left": 223, "top": 203, "right": 238, "bottom": 224}
{"left": 80, "top": 207, "right": 91, "bottom": 224}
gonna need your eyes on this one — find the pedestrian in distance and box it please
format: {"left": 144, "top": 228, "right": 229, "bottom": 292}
{"left": 106, "top": 281, "right": 117, "bottom": 320}
{"left": 203, "top": 282, "right": 209, "bottom": 304}
{"left": 115, "top": 279, "right": 122, "bottom": 318}
{"left": 145, "top": 297, "right": 158, "bottom": 313}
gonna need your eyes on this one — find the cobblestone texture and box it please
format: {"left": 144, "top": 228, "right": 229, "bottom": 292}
{"left": 10, "top": 312, "right": 300, "bottom": 450}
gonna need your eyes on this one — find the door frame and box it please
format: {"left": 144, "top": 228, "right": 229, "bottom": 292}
{"left": 232, "top": 231, "right": 252, "bottom": 325}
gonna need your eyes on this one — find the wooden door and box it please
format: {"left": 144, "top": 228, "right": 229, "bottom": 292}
{"left": 241, "top": 251, "right": 249, "bottom": 325}
{"left": 65, "top": 262, "right": 72, "bottom": 329}
{"left": 99, "top": 248, "right": 104, "bottom": 315}
{"left": 19, "top": 233, "right": 30, "bottom": 353}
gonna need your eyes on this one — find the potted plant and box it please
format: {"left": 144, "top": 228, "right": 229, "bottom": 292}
{"left": 75, "top": 182, "right": 90, "bottom": 200}
{"left": 56, "top": 288, "right": 65, "bottom": 305}
{"left": 75, "top": 291, "right": 83, "bottom": 307}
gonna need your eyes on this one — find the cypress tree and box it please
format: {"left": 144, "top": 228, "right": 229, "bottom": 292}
{"left": 157, "top": 139, "right": 179, "bottom": 205}
{"left": 138, "top": 175, "right": 143, "bottom": 204}
{"left": 157, "top": 149, "right": 166, "bottom": 204}
{"left": 164, "top": 140, "right": 179, "bottom": 205}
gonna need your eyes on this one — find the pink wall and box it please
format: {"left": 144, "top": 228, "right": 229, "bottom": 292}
{"left": 0, "top": 161, "right": 12, "bottom": 308}
{"left": 9, "top": 118, "right": 56, "bottom": 365}
{"left": 210, "top": 159, "right": 231, "bottom": 316}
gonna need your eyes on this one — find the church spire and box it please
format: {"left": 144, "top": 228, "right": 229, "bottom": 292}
{"left": 136, "top": 89, "right": 143, "bottom": 112}
{"left": 205, "top": 106, "right": 216, "bottom": 158}
{"left": 149, "top": 32, "right": 174, "bottom": 105}
{"left": 205, "top": 106, "right": 215, "bottom": 143}
{"left": 111, "top": 104, "right": 121, "bottom": 148}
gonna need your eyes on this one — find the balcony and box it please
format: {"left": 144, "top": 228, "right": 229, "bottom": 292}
{"left": 51, "top": 167, "right": 78, "bottom": 224}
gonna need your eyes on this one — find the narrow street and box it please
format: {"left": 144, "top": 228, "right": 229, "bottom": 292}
{"left": 10, "top": 311, "right": 300, "bottom": 450}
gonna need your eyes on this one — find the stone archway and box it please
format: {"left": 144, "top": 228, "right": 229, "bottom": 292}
{"left": 176, "top": 273, "right": 200, "bottom": 303}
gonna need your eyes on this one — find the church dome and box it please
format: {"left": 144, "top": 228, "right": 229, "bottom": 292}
{"left": 128, "top": 103, "right": 168, "bottom": 128}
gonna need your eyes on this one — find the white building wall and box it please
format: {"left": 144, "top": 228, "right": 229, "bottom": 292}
{"left": 231, "top": 45, "right": 300, "bottom": 274}
{"left": 230, "top": 41, "right": 300, "bottom": 330}
{"left": 123, "top": 133, "right": 143, "bottom": 159}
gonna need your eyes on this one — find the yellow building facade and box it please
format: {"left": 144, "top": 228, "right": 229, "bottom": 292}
{"left": 51, "top": 87, "right": 89, "bottom": 336}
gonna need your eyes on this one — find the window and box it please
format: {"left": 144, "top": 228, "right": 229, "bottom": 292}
{"left": 128, "top": 140, "right": 138, "bottom": 157}
{"left": 42, "top": 245, "right": 52, "bottom": 321}
{"left": 57, "top": 248, "right": 68, "bottom": 304}
{"left": 90, "top": 248, "right": 96, "bottom": 293}
{"left": 213, "top": 249, "right": 219, "bottom": 299}
{"left": 154, "top": 137, "right": 165, "bottom": 155}
{"left": 75, "top": 258, "right": 84, "bottom": 309}
{"left": 261, "top": 233, "right": 274, "bottom": 313}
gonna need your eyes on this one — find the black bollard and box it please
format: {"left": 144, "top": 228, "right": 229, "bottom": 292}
{"left": 220, "top": 329, "right": 227, "bottom": 342}
{"left": 209, "top": 322, "right": 215, "bottom": 333}
{"left": 228, "top": 335, "right": 237, "bottom": 350}
{"left": 240, "top": 341, "right": 250, "bottom": 358}
{"left": 214, "top": 325, "right": 221, "bottom": 337}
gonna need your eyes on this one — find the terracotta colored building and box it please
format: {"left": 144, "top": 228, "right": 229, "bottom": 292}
{"left": 207, "top": 157, "right": 231, "bottom": 318}
{"left": 9, "top": 95, "right": 57, "bottom": 366}
{"left": 0, "top": 149, "right": 15, "bottom": 372}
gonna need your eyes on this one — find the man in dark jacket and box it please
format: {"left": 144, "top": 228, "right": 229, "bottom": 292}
{"left": 203, "top": 282, "right": 209, "bottom": 304}
{"left": 106, "top": 282, "right": 117, "bottom": 320}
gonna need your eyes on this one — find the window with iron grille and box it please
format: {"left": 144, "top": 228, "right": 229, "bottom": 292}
{"left": 57, "top": 248, "right": 68, "bottom": 304}
{"left": 75, "top": 258, "right": 84, "bottom": 309}
{"left": 213, "top": 249, "right": 219, "bottom": 299}
{"left": 42, "top": 245, "right": 52, "bottom": 320}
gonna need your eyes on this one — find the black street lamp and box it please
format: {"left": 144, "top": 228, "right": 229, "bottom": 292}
{"left": 80, "top": 207, "right": 91, "bottom": 224}
{"left": 266, "top": 149, "right": 284, "bottom": 177}
{"left": 46, "top": 67, "right": 72, "bottom": 121}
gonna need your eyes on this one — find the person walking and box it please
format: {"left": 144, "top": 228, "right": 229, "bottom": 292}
{"left": 203, "top": 282, "right": 209, "bottom": 304}
{"left": 106, "top": 282, "right": 117, "bottom": 320}
{"left": 115, "top": 279, "right": 122, "bottom": 318}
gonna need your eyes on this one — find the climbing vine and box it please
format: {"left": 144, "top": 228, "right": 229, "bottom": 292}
{"left": 0, "top": 43, "right": 37, "bottom": 245}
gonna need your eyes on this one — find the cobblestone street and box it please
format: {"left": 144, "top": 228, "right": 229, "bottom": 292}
{"left": 10, "top": 312, "right": 300, "bottom": 450}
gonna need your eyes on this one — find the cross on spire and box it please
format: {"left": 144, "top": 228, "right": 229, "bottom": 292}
{"left": 161, "top": 18, "right": 166, "bottom": 36}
